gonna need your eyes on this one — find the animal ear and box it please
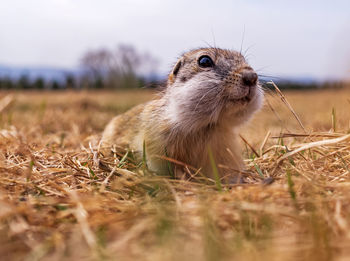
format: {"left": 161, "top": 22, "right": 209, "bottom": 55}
{"left": 168, "top": 58, "right": 182, "bottom": 85}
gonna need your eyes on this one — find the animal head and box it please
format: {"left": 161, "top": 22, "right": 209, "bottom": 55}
{"left": 165, "top": 48, "right": 263, "bottom": 133}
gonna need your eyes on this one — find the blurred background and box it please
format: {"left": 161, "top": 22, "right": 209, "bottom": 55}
{"left": 0, "top": 0, "right": 349, "bottom": 90}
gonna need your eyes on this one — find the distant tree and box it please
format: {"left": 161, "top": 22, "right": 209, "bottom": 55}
{"left": 80, "top": 48, "right": 112, "bottom": 88}
{"left": 51, "top": 80, "right": 61, "bottom": 90}
{"left": 64, "top": 74, "right": 76, "bottom": 89}
{"left": 1, "top": 77, "right": 14, "bottom": 89}
{"left": 33, "top": 77, "right": 45, "bottom": 89}
{"left": 80, "top": 43, "right": 158, "bottom": 89}
{"left": 17, "top": 75, "right": 31, "bottom": 89}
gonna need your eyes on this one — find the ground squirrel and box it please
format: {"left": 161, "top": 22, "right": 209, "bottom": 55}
{"left": 100, "top": 47, "right": 263, "bottom": 183}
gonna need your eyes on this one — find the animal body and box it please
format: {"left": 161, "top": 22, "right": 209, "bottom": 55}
{"left": 100, "top": 48, "right": 263, "bottom": 182}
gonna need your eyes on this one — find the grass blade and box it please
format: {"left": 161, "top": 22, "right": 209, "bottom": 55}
{"left": 142, "top": 140, "right": 148, "bottom": 170}
{"left": 208, "top": 146, "right": 222, "bottom": 191}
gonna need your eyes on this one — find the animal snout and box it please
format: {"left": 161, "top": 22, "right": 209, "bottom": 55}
{"left": 242, "top": 70, "right": 258, "bottom": 87}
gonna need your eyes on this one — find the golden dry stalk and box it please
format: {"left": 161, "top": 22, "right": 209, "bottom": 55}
{"left": 1, "top": 89, "right": 350, "bottom": 261}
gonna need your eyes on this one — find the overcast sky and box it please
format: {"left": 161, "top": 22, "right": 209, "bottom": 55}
{"left": 0, "top": 0, "right": 349, "bottom": 80}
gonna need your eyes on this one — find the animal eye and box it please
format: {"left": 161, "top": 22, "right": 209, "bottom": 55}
{"left": 198, "top": 55, "right": 214, "bottom": 68}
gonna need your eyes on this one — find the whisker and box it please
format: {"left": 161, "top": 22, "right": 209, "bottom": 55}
{"left": 239, "top": 25, "right": 246, "bottom": 55}
{"left": 202, "top": 40, "right": 215, "bottom": 49}
{"left": 243, "top": 44, "right": 255, "bottom": 59}
{"left": 258, "top": 74, "right": 283, "bottom": 80}
{"left": 211, "top": 29, "right": 217, "bottom": 49}
{"left": 255, "top": 66, "right": 271, "bottom": 72}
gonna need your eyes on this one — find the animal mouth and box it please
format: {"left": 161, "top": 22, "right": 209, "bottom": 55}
{"left": 228, "top": 87, "right": 252, "bottom": 103}
{"left": 228, "top": 95, "right": 251, "bottom": 103}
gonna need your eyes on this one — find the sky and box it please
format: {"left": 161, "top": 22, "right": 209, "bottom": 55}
{"left": 0, "top": 0, "right": 349, "bottom": 80}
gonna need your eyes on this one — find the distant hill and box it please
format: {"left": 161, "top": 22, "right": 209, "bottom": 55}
{"left": 0, "top": 64, "right": 336, "bottom": 88}
{"left": 0, "top": 64, "right": 80, "bottom": 82}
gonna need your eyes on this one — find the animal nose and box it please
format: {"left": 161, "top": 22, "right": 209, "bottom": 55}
{"left": 242, "top": 71, "right": 258, "bottom": 86}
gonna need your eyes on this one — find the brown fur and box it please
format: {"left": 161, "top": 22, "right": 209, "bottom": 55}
{"left": 100, "top": 48, "right": 263, "bottom": 182}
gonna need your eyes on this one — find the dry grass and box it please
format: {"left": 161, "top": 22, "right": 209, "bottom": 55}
{"left": 1, "top": 88, "right": 350, "bottom": 261}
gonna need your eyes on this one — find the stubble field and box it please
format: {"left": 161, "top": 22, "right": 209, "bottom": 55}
{"left": 1, "top": 87, "right": 350, "bottom": 261}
